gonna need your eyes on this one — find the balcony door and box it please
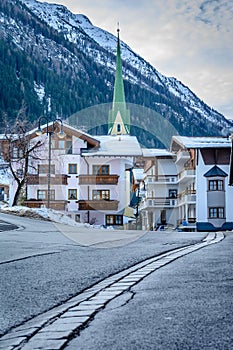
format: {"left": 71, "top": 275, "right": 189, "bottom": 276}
{"left": 160, "top": 210, "right": 166, "bottom": 225}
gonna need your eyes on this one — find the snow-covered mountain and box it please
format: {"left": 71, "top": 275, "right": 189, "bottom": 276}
{"left": 0, "top": 0, "right": 232, "bottom": 144}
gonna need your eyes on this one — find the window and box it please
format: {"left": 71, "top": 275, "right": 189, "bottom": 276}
{"left": 117, "top": 124, "right": 121, "bottom": 133}
{"left": 93, "top": 165, "right": 109, "bottom": 175}
{"left": 37, "top": 190, "right": 55, "bottom": 200}
{"left": 18, "top": 149, "right": 24, "bottom": 158}
{"left": 0, "top": 187, "right": 4, "bottom": 201}
{"left": 93, "top": 190, "right": 110, "bottom": 200}
{"left": 68, "top": 189, "right": 77, "bottom": 200}
{"left": 38, "top": 164, "right": 55, "bottom": 174}
{"left": 75, "top": 214, "right": 81, "bottom": 223}
{"left": 218, "top": 208, "right": 224, "bottom": 218}
{"left": 209, "top": 207, "right": 225, "bottom": 219}
{"left": 66, "top": 139, "right": 72, "bottom": 154}
{"left": 38, "top": 190, "right": 46, "bottom": 200}
{"left": 106, "top": 215, "right": 123, "bottom": 226}
{"left": 13, "top": 147, "right": 18, "bottom": 158}
{"left": 68, "top": 164, "right": 77, "bottom": 174}
{"left": 58, "top": 140, "right": 65, "bottom": 149}
{"left": 169, "top": 189, "right": 177, "bottom": 198}
{"left": 209, "top": 180, "right": 224, "bottom": 191}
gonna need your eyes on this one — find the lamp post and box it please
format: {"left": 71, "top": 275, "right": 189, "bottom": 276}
{"left": 36, "top": 117, "right": 65, "bottom": 208}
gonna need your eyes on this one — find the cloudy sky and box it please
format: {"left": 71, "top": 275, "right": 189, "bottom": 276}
{"left": 39, "top": 0, "right": 233, "bottom": 120}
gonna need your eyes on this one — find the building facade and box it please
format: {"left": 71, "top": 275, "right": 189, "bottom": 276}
{"left": 22, "top": 125, "right": 141, "bottom": 227}
{"left": 139, "top": 149, "right": 178, "bottom": 230}
{"left": 170, "top": 136, "right": 233, "bottom": 231}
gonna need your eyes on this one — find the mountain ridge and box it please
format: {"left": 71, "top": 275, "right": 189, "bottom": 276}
{"left": 0, "top": 0, "right": 232, "bottom": 147}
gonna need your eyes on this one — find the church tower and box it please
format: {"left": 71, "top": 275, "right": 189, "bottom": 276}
{"left": 108, "top": 28, "right": 130, "bottom": 135}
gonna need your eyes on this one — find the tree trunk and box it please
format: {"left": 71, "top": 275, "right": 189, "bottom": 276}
{"left": 12, "top": 181, "right": 24, "bottom": 206}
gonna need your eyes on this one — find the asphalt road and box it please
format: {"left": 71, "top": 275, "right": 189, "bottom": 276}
{"left": 66, "top": 232, "right": 233, "bottom": 350}
{"left": 0, "top": 212, "right": 232, "bottom": 349}
{"left": 0, "top": 219, "right": 18, "bottom": 232}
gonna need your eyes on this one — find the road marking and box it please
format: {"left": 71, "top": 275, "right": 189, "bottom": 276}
{"left": 0, "top": 232, "right": 224, "bottom": 350}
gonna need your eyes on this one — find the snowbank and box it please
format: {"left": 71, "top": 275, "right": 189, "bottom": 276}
{"left": 0, "top": 204, "right": 93, "bottom": 228}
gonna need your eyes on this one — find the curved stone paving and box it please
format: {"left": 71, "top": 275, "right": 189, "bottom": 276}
{"left": 0, "top": 231, "right": 224, "bottom": 350}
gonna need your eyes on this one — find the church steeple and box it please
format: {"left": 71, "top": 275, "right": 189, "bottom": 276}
{"left": 108, "top": 27, "right": 130, "bottom": 135}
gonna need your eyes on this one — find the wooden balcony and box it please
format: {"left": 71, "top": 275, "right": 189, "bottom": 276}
{"left": 78, "top": 174, "right": 119, "bottom": 185}
{"left": 78, "top": 200, "right": 119, "bottom": 211}
{"left": 24, "top": 200, "right": 68, "bottom": 210}
{"left": 27, "top": 174, "right": 69, "bottom": 185}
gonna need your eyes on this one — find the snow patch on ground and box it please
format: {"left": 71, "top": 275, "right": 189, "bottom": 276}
{"left": 0, "top": 204, "right": 108, "bottom": 229}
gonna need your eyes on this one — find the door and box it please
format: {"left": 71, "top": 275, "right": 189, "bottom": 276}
{"left": 160, "top": 210, "right": 166, "bottom": 225}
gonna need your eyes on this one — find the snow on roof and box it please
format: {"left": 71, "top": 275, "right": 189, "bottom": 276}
{"left": 82, "top": 135, "right": 143, "bottom": 157}
{"left": 142, "top": 148, "right": 174, "bottom": 157}
{"left": 172, "top": 136, "right": 231, "bottom": 149}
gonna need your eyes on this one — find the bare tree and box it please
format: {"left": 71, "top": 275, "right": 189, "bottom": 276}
{"left": 3, "top": 110, "right": 43, "bottom": 206}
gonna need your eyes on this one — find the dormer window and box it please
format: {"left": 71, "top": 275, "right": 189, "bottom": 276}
{"left": 117, "top": 124, "right": 121, "bottom": 133}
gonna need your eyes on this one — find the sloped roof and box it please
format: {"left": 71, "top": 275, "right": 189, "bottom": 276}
{"left": 204, "top": 165, "right": 228, "bottom": 177}
{"left": 142, "top": 148, "right": 174, "bottom": 157}
{"left": 171, "top": 136, "right": 231, "bottom": 150}
{"left": 29, "top": 122, "right": 100, "bottom": 148}
{"left": 82, "top": 135, "right": 142, "bottom": 157}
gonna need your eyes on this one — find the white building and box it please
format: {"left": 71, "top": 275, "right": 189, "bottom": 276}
{"left": 138, "top": 136, "right": 233, "bottom": 231}
{"left": 139, "top": 148, "right": 178, "bottom": 230}
{"left": 170, "top": 136, "right": 233, "bottom": 231}
{"left": 24, "top": 124, "right": 141, "bottom": 227}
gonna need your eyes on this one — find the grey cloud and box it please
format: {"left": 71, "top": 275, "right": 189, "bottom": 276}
{"left": 197, "top": 0, "right": 233, "bottom": 30}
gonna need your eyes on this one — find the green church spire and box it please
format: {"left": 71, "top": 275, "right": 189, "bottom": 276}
{"left": 108, "top": 27, "right": 130, "bottom": 135}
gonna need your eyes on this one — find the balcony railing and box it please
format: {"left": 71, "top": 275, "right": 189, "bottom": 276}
{"left": 145, "top": 175, "right": 178, "bottom": 184}
{"left": 176, "top": 150, "right": 190, "bottom": 164}
{"left": 178, "top": 168, "right": 195, "bottom": 181}
{"left": 27, "top": 174, "right": 69, "bottom": 185}
{"left": 140, "top": 197, "right": 178, "bottom": 209}
{"left": 24, "top": 200, "right": 68, "bottom": 210}
{"left": 78, "top": 200, "right": 119, "bottom": 211}
{"left": 78, "top": 175, "right": 119, "bottom": 185}
{"left": 177, "top": 189, "right": 196, "bottom": 204}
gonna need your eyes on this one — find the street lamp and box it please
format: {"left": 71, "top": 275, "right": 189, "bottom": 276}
{"left": 36, "top": 117, "right": 65, "bottom": 208}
